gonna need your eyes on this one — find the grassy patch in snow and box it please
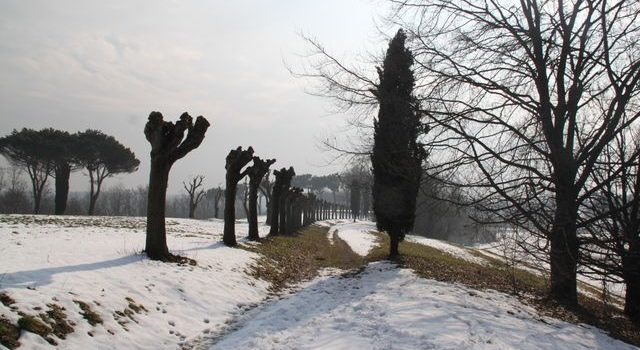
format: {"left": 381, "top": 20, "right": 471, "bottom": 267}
{"left": 243, "top": 225, "right": 364, "bottom": 293}
{"left": 0, "top": 292, "right": 15, "bottom": 307}
{"left": 74, "top": 300, "right": 103, "bottom": 326}
{"left": 41, "top": 303, "right": 74, "bottom": 340}
{"left": 18, "top": 315, "right": 56, "bottom": 344}
{"left": 366, "top": 232, "right": 546, "bottom": 295}
{"left": 0, "top": 316, "right": 20, "bottom": 349}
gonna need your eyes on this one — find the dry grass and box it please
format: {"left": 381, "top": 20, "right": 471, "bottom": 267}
{"left": 0, "top": 316, "right": 20, "bottom": 349}
{"left": 74, "top": 300, "right": 103, "bottom": 326}
{"left": 242, "top": 225, "right": 364, "bottom": 293}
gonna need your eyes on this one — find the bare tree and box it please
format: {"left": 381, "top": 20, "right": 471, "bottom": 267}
{"left": 207, "top": 186, "right": 224, "bottom": 219}
{"left": 144, "top": 111, "right": 210, "bottom": 261}
{"left": 301, "top": 0, "right": 640, "bottom": 307}
{"left": 269, "top": 167, "right": 295, "bottom": 236}
{"left": 391, "top": 0, "right": 640, "bottom": 306}
{"left": 223, "top": 146, "right": 254, "bottom": 246}
{"left": 582, "top": 132, "right": 640, "bottom": 322}
{"left": 0, "top": 166, "right": 30, "bottom": 214}
{"left": 246, "top": 156, "right": 276, "bottom": 240}
{"left": 260, "top": 172, "right": 274, "bottom": 224}
{"left": 183, "top": 175, "right": 206, "bottom": 219}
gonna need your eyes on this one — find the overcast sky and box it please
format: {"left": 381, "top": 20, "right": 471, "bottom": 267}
{"left": 0, "top": 0, "right": 387, "bottom": 194}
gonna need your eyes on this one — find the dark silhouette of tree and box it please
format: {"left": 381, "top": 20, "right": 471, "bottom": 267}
{"left": 371, "top": 29, "right": 426, "bottom": 258}
{"left": 269, "top": 167, "right": 295, "bottom": 236}
{"left": 259, "top": 173, "right": 274, "bottom": 225}
{"left": 76, "top": 130, "right": 140, "bottom": 215}
{"left": 384, "top": 0, "right": 640, "bottom": 307}
{"left": 38, "top": 129, "right": 80, "bottom": 215}
{"left": 246, "top": 156, "right": 276, "bottom": 240}
{"left": 207, "top": 186, "right": 224, "bottom": 219}
{"left": 0, "top": 128, "right": 56, "bottom": 214}
{"left": 301, "top": 0, "right": 640, "bottom": 308}
{"left": 223, "top": 146, "right": 254, "bottom": 246}
{"left": 241, "top": 179, "right": 250, "bottom": 219}
{"left": 144, "top": 111, "right": 210, "bottom": 260}
{"left": 350, "top": 178, "right": 361, "bottom": 221}
{"left": 582, "top": 134, "right": 640, "bottom": 322}
{"left": 183, "top": 175, "right": 206, "bottom": 219}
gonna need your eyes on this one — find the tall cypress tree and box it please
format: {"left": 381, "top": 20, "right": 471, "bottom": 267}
{"left": 371, "top": 29, "right": 426, "bottom": 258}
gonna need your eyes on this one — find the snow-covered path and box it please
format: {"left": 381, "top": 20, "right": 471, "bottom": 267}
{"left": 330, "top": 220, "right": 378, "bottom": 256}
{"left": 211, "top": 261, "right": 635, "bottom": 350}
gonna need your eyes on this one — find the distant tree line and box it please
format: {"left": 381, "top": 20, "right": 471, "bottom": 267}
{"left": 0, "top": 128, "right": 139, "bottom": 215}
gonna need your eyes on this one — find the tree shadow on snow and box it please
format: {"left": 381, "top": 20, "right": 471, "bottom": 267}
{"left": 0, "top": 254, "right": 143, "bottom": 289}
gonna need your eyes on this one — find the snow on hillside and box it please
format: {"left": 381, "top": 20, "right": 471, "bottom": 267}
{"left": 1, "top": 216, "right": 636, "bottom": 350}
{"left": 0, "top": 215, "right": 270, "bottom": 350}
{"left": 473, "top": 230, "right": 627, "bottom": 299}
{"left": 210, "top": 261, "right": 635, "bottom": 350}
{"left": 406, "top": 235, "right": 488, "bottom": 265}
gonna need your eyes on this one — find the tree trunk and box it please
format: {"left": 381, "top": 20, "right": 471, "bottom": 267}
{"left": 279, "top": 192, "right": 288, "bottom": 235}
{"left": 389, "top": 231, "right": 400, "bottom": 258}
{"left": 30, "top": 176, "right": 43, "bottom": 215}
{"left": 248, "top": 184, "right": 260, "bottom": 241}
{"left": 269, "top": 190, "right": 280, "bottom": 235}
{"left": 550, "top": 190, "right": 578, "bottom": 306}
{"left": 145, "top": 161, "right": 171, "bottom": 260}
{"left": 223, "top": 180, "right": 238, "bottom": 246}
{"left": 265, "top": 199, "right": 272, "bottom": 225}
{"left": 188, "top": 202, "right": 196, "bottom": 219}
{"left": 88, "top": 194, "right": 98, "bottom": 216}
{"left": 624, "top": 245, "right": 640, "bottom": 323}
{"left": 214, "top": 200, "right": 220, "bottom": 219}
{"left": 54, "top": 163, "right": 71, "bottom": 215}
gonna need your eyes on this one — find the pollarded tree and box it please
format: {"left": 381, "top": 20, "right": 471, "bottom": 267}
{"left": 371, "top": 29, "right": 426, "bottom": 258}
{"left": 0, "top": 128, "right": 56, "bottom": 214}
{"left": 269, "top": 167, "right": 295, "bottom": 236}
{"left": 183, "top": 175, "right": 206, "bottom": 219}
{"left": 260, "top": 173, "right": 274, "bottom": 224}
{"left": 144, "top": 111, "right": 210, "bottom": 260}
{"left": 76, "top": 130, "right": 140, "bottom": 215}
{"left": 246, "top": 156, "right": 276, "bottom": 241}
{"left": 223, "top": 146, "right": 254, "bottom": 246}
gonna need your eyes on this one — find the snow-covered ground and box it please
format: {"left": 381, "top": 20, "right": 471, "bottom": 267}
{"left": 332, "top": 221, "right": 378, "bottom": 256}
{"left": 472, "top": 230, "right": 627, "bottom": 299}
{"left": 1, "top": 216, "right": 636, "bottom": 349}
{"left": 0, "top": 215, "right": 270, "bottom": 350}
{"left": 406, "top": 234, "right": 488, "bottom": 265}
{"left": 211, "top": 261, "right": 635, "bottom": 350}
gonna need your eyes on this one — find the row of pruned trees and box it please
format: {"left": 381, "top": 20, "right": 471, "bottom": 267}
{"left": 0, "top": 128, "right": 139, "bottom": 215}
{"left": 140, "top": 112, "right": 364, "bottom": 261}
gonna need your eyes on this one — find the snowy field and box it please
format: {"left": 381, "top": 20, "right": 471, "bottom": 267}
{"left": 1, "top": 215, "right": 636, "bottom": 349}
{"left": 0, "top": 215, "right": 270, "bottom": 350}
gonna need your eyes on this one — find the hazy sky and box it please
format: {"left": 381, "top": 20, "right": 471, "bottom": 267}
{"left": 0, "top": 0, "right": 387, "bottom": 194}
